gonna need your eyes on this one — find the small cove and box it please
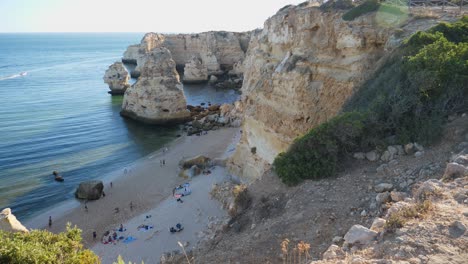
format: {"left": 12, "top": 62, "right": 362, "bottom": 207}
{"left": 0, "top": 33, "right": 239, "bottom": 220}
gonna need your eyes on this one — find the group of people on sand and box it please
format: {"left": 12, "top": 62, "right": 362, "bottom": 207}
{"left": 99, "top": 224, "right": 126, "bottom": 244}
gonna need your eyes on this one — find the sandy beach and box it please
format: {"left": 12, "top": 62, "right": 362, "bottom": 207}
{"left": 25, "top": 127, "right": 240, "bottom": 263}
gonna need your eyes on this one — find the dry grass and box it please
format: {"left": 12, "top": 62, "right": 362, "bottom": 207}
{"left": 281, "top": 239, "right": 312, "bottom": 264}
{"left": 384, "top": 200, "right": 433, "bottom": 233}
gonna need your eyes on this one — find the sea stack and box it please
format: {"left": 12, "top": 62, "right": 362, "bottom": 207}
{"left": 120, "top": 48, "right": 191, "bottom": 124}
{"left": 103, "top": 62, "right": 131, "bottom": 95}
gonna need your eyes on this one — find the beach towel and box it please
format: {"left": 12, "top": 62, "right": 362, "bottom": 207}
{"left": 123, "top": 236, "right": 137, "bottom": 244}
{"left": 175, "top": 186, "right": 191, "bottom": 196}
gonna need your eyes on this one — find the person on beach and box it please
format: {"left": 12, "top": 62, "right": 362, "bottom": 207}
{"left": 48, "top": 216, "right": 52, "bottom": 227}
{"left": 102, "top": 191, "right": 106, "bottom": 198}
{"left": 110, "top": 182, "right": 113, "bottom": 188}
{"left": 130, "top": 202, "right": 133, "bottom": 211}
{"left": 163, "top": 159, "right": 165, "bottom": 166}
{"left": 119, "top": 224, "right": 124, "bottom": 232}
{"left": 93, "top": 231, "right": 97, "bottom": 240}
{"left": 84, "top": 204, "right": 88, "bottom": 212}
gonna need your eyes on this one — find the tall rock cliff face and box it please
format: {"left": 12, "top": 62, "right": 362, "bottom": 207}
{"left": 121, "top": 48, "right": 191, "bottom": 124}
{"left": 121, "top": 31, "right": 251, "bottom": 79}
{"left": 229, "top": 5, "right": 394, "bottom": 180}
{"left": 183, "top": 56, "right": 209, "bottom": 83}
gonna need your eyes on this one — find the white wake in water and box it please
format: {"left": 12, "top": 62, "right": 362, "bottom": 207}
{"left": 0, "top": 72, "right": 27, "bottom": 81}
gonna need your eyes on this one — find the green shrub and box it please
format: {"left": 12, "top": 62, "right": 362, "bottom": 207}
{"left": 273, "top": 112, "right": 366, "bottom": 185}
{"left": 274, "top": 17, "right": 468, "bottom": 185}
{"left": 346, "top": 18, "right": 468, "bottom": 144}
{"left": 320, "top": 0, "right": 355, "bottom": 12}
{"left": 342, "top": 0, "right": 380, "bottom": 21}
{"left": 0, "top": 225, "right": 99, "bottom": 264}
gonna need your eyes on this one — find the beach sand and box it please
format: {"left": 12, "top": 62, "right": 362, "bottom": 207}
{"left": 26, "top": 127, "right": 240, "bottom": 263}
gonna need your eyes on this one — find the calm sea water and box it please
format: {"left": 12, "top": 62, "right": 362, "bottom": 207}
{"left": 0, "top": 33, "right": 238, "bottom": 220}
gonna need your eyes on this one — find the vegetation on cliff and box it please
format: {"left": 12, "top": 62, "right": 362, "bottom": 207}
{"left": 341, "top": 0, "right": 405, "bottom": 21}
{"left": 274, "top": 17, "right": 468, "bottom": 185}
{"left": 0, "top": 225, "right": 99, "bottom": 264}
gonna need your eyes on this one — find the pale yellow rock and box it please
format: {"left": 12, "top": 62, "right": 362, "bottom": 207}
{"left": 0, "top": 208, "right": 28, "bottom": 233}
{"left": 183, "top": 56, "right": 208, "bottom": 83}
{"left": 229, "top": 6, "right": 396, "bottom": 180}
{"left": 121, "top": 31, "right": 250, "bottom": 77}
{"left": 103, "top": 62, "right": 130, "bottom": 94}
{"left": 121, "top": 48, "right": 190, "bottom": 124}
{"left": 122, "top": 44, "right": 140, "bottom": 64}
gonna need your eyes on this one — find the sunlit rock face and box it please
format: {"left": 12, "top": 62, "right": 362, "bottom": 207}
{"left": 121, "top": 48, "right": 191, "bottom": 124}
{"left": 0, "top": 208, "right": 29, "bottom": 233}
{"left": 228, "top": 5, "right": 394, "bottom": 180}
{"left": 183, "top": 56, "right": 209, "bottom": 83}
{"left": 103, "top": 62, "right": 130, "bottom": 95}
{"left": 121, "top": 31, "right": 251, "bottom": 78}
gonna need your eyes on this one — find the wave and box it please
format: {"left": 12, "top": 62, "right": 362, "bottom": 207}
{"left": 0, "top": 56, "right": 119, "bottom": 82}
{"left": 0, "top": 72, "right": 27, "bottom": 81}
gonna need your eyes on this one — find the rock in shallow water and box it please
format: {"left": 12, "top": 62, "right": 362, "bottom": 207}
{"left": 103, "top": 62, "right": 130, "bottom": 95}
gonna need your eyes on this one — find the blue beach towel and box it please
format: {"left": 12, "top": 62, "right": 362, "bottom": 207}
{"left": 123, "top": 236, "right": 137, "bottom": 244}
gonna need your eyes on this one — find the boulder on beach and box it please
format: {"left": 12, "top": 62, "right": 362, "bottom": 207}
{"left": 179, "top": 155, "right": 211, "bottom": 169}
{"left": 75, "top": 180, "right": 104, "bottom": 200}
{"left": 0, "top": 208, "right": 29, "bottom": 233}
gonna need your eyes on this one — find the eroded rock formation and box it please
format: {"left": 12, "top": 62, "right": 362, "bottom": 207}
{"left": 0, "top": 208, "right": 28, "bottom": 233}
{"left": 229, "top": 5, "right": 395, "bottom": 180}
{"left": 121, "top": 31, "right": 251, "bottom": 80}
{"left": 183, "top": 56, "right": 208, "bottom": 83}
{"left": 103, "top": 62, "right": 130, "bottom": 95}
{"left": 121, "top": 48, "right": 191, "bottom": 124}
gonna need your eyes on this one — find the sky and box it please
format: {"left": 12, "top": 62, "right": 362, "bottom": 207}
{"left": 0, "top": 0, "right": 308, "bottom": 33}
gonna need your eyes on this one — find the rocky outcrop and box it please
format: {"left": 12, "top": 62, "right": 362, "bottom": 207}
{"left": 75, "top": 180, "right": 104, "bottom": 200}
{"left": 122, "top": 44, "right": 139, "bottom": 64}
{"left": 229, "top": 5, "right": 396, "bottom": 180}
{"left": 0, "top": 208, "right": 28, "bottom": 233}
{"left": 183, "top": 56, "right": 208, "bottom": 83}
{"left": 120, "top": 31, "right": 251, "bottom": 81}
{"left": 121, "top": 48, "right": 191, "bottom": 124}
{"left": 103, "top": 62, "right": 131, "bottom": 95}
{"left": 179, "top": 155, "right": 211, "bottom": 169}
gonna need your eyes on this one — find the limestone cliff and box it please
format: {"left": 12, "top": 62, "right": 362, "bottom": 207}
{"left": 121, "top": 31, "right": 251, "bottom": 80}
{"left": 183, "top": 56, "right": 208, "bottom": 83}
{"left": 103, "top": 62, "right": 130, "bottom": 95}
{"left": 121, "top": 48, "right": 191, "bottom": 124}
{"left": 229, "top": 4, "right": 396, "bottom": 180}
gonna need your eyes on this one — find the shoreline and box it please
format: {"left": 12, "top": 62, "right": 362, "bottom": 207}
{"left": 24, "top": 133, "right": 186, "bottom": 230}
{"left": 24, "top": 127, "right": 240, "bottom": 257}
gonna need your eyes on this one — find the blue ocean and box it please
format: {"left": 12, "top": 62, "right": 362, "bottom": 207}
{"left": 0, "top": 33, "right": 238, "bottom": 220}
